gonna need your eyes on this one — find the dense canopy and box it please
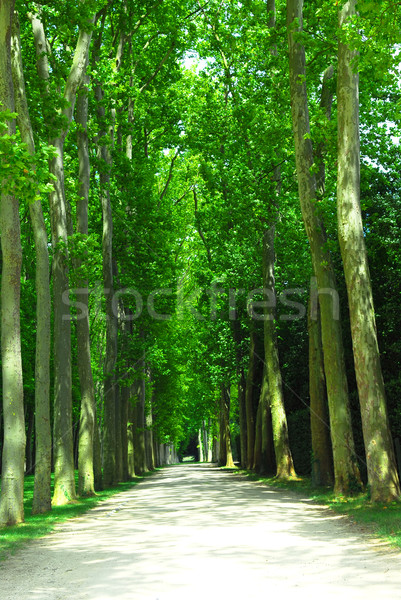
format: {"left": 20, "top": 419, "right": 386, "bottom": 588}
{"left": 1, "top": 0, "right": 401, "bottom": 526}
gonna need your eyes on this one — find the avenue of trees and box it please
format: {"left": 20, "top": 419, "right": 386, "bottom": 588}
{"left": 1, "top": 0, "right": 401, "bottom": 526}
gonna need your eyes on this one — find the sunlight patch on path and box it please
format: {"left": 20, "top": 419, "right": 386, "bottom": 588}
{"left": 1, "top": 464, "right": 401, "bottom": 600}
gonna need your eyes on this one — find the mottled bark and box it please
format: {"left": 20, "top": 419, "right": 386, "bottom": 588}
{"left": 287, "top": 0, "right": 361, "bottom": 494}
{"left": 133, "top": 365, "right": 147, "bottom": 475}
{"left": 11, "top": 12, "right": 51, "bottom": 514}
{"left": 253, "top": 400, "right": 263, "bottom": 472}
{"left": 0, "top": 0, "right": 25, "bottom": 526}
{"left": 263, "top": 227, "right": 296, "bottom": 479}
{"left": 308, "top": 283, "right": 333, "bottom": 486}
{"left": 237, "top": 371, "right": 247, "bottom": 468}
{"left": 94, "top": 78, "right": 118, "bottom": 486}
{"left": 337, "top": 1, "right": 400, "bottom": 502}
{"left": 114, "top": 381, "right": 123, "bottom": 482}
{"left": 316, "top": 65, "right": 334, "bottom": 197}
{"left": 145, "top": 383, "right": 155, "bottom": 471}
{"left": 219, "top": 386, "right": 235, "bottom": 468}
{"left": 245, "top": 329, "right": 257, "bottom": 469}
{"left": 29, "top": 6, "right": 94, "bottom": 505}
{"left": 120, "top": 383, "right": 129, "bottom": 481}
{"left": 259, "top": 364, "right": 275, "bottom": 475}
{"left": 50, "top": 135, "right": 77, "bottom": 504}
{"left": 76, "top": 73, "right": 96, "bottom": 497}
{"left": 93, "top": 413, "right": 102, "bottom": 490}
{"left": 127, "top": 391, "right": 136, "bottom": 477}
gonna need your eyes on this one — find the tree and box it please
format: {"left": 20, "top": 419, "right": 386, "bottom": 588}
{"left": 76, "top": 72, "right": 97, "bottom": 496}
{"left": 262, "top": 227, "right": 295, "bottom": 479}
{"left": 336, "top": 0, "right": 400, "bottom": 502}
{"left": 287, "top": 0, "right": 361, "bottom": 495}
{"left": 11, "top": 9, "right": 52, "bottom": 513}
{"left": 0, "top": 0, "right": 25, "bottom": 526}
{"left": 28, "top": 3, "right": 95, "bottom": 505}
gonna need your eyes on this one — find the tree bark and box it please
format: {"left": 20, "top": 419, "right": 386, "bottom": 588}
{"left": 120, "top": 382, "right": 129, "bottom": 481}
{"left": 11, "top": 11, "right": 51, "bottom": 514}
{"left": 145, "top": 376, "right": 155, "bottom": 471}
{"left": 76, "top": 73, "right": 96, "bottom": 497}
{"left": 114, "top": 380, "right": 123, "bottom": 482}
{"left": 237, "top": 370, "right": 247, "bottom": 468}
{"left": 94, "top": 79, "right": 118, "bottom": 487}
{"left": 337, "top": 1, "right": 400, "bottom": 502}
{"left": 29, "top": 6, "right": 95, "bottom": 505}
{"left": 245, "top": 329, "right": 257, "bottom": 469}
{"left": 287, "top": 0, "right": 361, "bottom": 494}
{"left": 259, "top": 364, "right": 275, "bottom": 475}
{"left": 0, "top": 0, "right": 25, "bottom": 526}
{"left": 127, "top": 390, "right": 136, "bottom": 477}
{"left": 263, "top": 226, "right": 296, "bottom": 479}
{"left": 253, "top": 400, "right": 262, "bottom": 472}
{"left": 308, "top": 281, "right": 333, "bottom": 486}
{"left": 133, "top": 364, "right": 147, "bottom": 475}
{"left": 219, "top": 386, "right": 235, "bottom": 468}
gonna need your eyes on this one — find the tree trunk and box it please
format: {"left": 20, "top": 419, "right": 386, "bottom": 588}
{"left": 145, "top": 381, "right": 155, "bottom": 471}
{"left": 308, "top": 282, "right": 333, "bottom": 487}
{"left": 95, "top": 83, "right": 118, "bottom": 487}
{"left": 245, "top": 329, "right": 257, "bottom": 469}
{"left": 218, "top": 387, "right": 227, "bottom": 467}
{"left": 133, "top": 367, "right": 147, "bottom": 475}
{"left": 219, "top": 386, "right": 235, "bottom": 468}
{"left": 0, "top": 0, "right": 25, "bottom": 526}
{"left": 93, "top": 411, "right": 103, "bottom": 490}
{"left": 263, "top": 226, "right": 296, "bottom": 479}
{"left": 127, "top": 389, "right": 136, "bottom": 478}
{"left": 121, "top": 383, "right": 129, "bottom": 481}
{"left": 237, "top": 370, "right": 247, "bottom": 468}
{"left": 50, "top": 136, "right": 77, "bottom": 505}
{"left": 253, "top": 400, "right": 262, "bottom": 472}
{"left": 287, "top": 0, "right": 361, "bottom": 494}
{"left": 153, "top": 425, "right": 161, "bottom": 468}
{"left": 198, "top": 430, "right": 204, "bottom": 462}
{"left": 260, "top": 364, "right": 275, "bottom": 475}
{"left": 29, "top": 7, "right": 94, "bottom": 505}
{"left": 11, "top": 12, "right": 51, "bottom": 514}
{"left": 76, "top": 73, "right": 96, "bottom": 497}
{"left": 337, "top": 1, "right": 400, "bottom": 502}
{"left": 25, "top": 408, "right": 35, "bottom": 475}
{"left": 114, "top": 379, "right": 123, "bottom": 483}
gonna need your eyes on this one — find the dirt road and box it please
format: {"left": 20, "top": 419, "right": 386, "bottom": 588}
{"left": 1, "top": 464, "right": 401, "bottom": 600}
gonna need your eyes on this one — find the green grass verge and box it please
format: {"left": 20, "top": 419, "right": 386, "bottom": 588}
{"left": 0, "top": 471, "right": 146, "bottom": 561}
{"left": 235, "top": 469, "right": 401, "bottom": 550}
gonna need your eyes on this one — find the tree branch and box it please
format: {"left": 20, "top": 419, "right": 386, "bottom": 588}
{"left": 159, "top": 150, "right": 179, "bottom": 204}
{"left": 139, "top": 42, "right": 175, "bottom": 94}
{"left": 193, "top": 188, "right": 212, "bottom": 264}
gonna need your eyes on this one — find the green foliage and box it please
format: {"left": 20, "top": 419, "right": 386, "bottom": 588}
{"left": 0, "top": 107, "right": 56, "bottom": 201}
{"left": 2, "top": 0, "right": 401, "bottom": 508}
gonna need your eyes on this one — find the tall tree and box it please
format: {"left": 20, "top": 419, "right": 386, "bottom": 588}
{"left": 308, "top": 280, "right": 333, "bottom": 486}
{"left": 0, "top": 0, "right": 25, "bottom": 526}
{"left": 10, "top": 11, "right": 52, "bottom": 513}
{"left": 337, "top": 0, "right": 400, "bottom": 502}
{"left": 29, "top": 5, "right": 95, "bottom": 504}
{"left": 263, "top": 226, "right": 296, "bottom": 478}
{"left": 287, "top": 0, "right": 361, "bottom": 494}
{"left": 76, "top": 71, "right": 96, "bottom": 496}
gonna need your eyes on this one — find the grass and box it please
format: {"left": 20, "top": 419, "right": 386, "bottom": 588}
{"left": 0, "top": 471, "right": 146, "bottom": 561}
{"left": 236, "top": 469, "right": 401, "bottom": 550}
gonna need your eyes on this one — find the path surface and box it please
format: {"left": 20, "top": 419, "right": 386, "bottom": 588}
{"left": 1, "top": 464, "right": 401, "bottom": 600}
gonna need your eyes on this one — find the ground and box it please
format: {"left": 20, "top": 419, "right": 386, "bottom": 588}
{"left": 1, "top": 463, "right": 401, "bottom": 600}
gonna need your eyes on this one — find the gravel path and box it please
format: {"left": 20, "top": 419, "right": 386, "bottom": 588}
{"left": 1, "top": 464, "right": 401, "bottom": 600}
